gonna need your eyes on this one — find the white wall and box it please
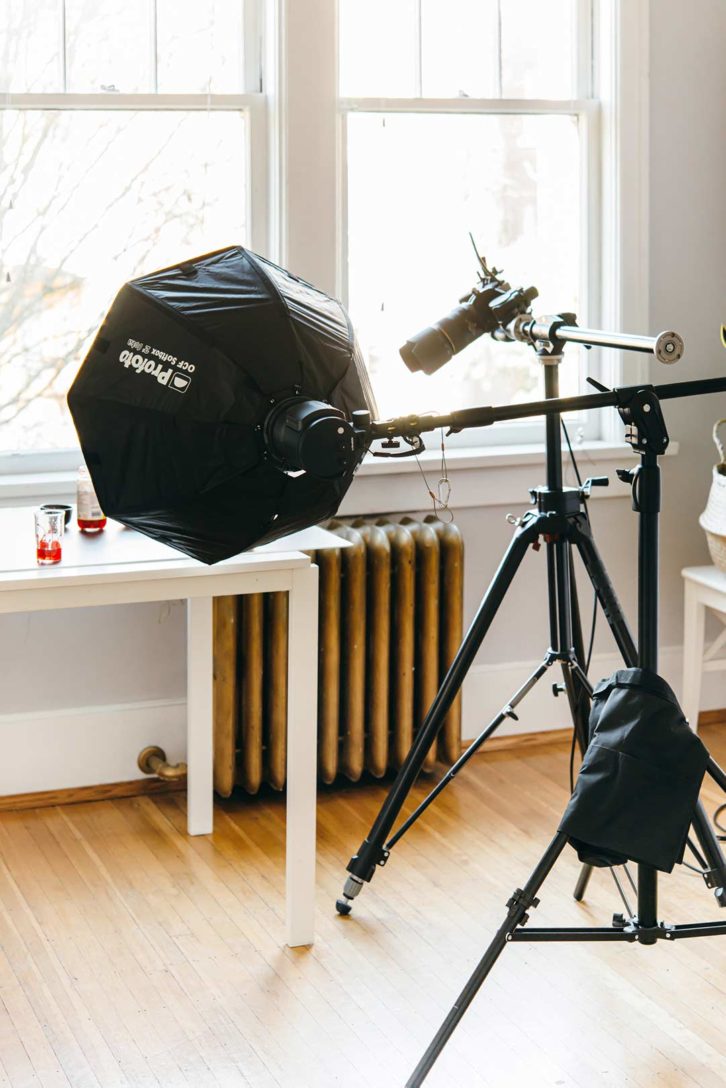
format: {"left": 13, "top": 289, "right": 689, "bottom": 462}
{"left": 1, "top": 0, "right": 724, "bottom": 791}
{"left": 648, "top": 0, "right": 726, "bottom": 646}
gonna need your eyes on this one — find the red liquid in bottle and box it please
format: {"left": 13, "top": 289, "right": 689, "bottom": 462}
{"left": 77, "top": 464, "right": 106, "bottom": 532}
{"left": 37, "top": 539, "right": 62, "bottom": 564}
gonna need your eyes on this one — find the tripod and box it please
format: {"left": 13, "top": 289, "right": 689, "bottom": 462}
{"left": 337, "top": 325, "right": 726, "bottom": 921}
{"left": 403, "top": 378, "right": 726, "bottom": 1085}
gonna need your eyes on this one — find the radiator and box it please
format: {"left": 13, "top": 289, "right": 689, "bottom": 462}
{"left": 212, "top": 516, "right": 464, "bottom": 796}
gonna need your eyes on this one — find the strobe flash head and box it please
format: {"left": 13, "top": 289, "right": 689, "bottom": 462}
{"left": 400, "top": 280, "right": 538, "bottom": 376}
{"left": 264, "top": 396, "right": 358, "bottom": 479}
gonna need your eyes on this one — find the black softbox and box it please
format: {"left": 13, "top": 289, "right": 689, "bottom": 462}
{"left": 68, "top": 246, "right": 377, "bottom": 563}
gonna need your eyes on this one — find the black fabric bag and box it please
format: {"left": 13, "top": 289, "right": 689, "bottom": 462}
{"left": 559, "top": 668, "right": 709, "bottom": 873}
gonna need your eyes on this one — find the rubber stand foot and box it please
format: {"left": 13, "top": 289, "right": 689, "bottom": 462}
{"left": 335, "top": 898, "right": 352, "bottom": 916}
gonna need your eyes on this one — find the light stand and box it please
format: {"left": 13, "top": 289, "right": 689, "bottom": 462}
{"left": 337, "top": 320, "right": 726, "bottom": 920}
{"left": 401, "top": 375, "right": 726, "bottom": 1086}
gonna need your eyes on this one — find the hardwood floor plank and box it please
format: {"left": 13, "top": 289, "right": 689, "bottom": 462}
{"left": 0, "top": 728, "right": 723, "bottom": 1086}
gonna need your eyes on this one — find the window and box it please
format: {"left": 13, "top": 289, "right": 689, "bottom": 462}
{"left": 0, "top": 0, "right": 265, "bottom": 458}
{"left": 1, "top": 1, "right": 646, "bottom": 468}
{"left": 339, "top": 0, "right": 597, "bottom": 439}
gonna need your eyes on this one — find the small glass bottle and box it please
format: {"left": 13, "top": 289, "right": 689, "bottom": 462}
{"left": 76, "top": 464, "right": 107, "bottom": 532}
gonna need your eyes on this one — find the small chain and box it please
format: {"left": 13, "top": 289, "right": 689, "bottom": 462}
{"left": 414, "top": 429, "right": 453, "bottom": 522}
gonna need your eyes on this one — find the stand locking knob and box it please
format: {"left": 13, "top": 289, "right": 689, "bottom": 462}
{"left": 580, "top": 476, "right": 609, "bottom": 498}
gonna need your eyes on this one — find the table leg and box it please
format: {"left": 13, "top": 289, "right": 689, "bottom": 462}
{"left": 682, "top": 582, "right": 706, "bottom": 732}
{"left": 187, "top": 596, "right": 214, "bottom": 835}
{"left": 286, "top": 563, "right": 319, "bottom": 947}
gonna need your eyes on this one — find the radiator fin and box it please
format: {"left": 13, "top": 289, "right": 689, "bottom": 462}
{"left": 212, "top": 517, "right": 464, "bottom": 794}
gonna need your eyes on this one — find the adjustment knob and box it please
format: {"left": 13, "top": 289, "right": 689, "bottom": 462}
{"left": 654, "top": 330, "right": 684, "bottom": 364}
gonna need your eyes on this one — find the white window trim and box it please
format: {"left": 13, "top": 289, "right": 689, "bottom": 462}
{"left": 596, "top": 0, "right": 651, "bottom": 431}
{"left": 280, "top": 0, "right": 650, "bottom": 448}
{"left": 0, "top": 0, "right": 651, "bottom": 498}
{"left": 0, "top": 0, "right": 268, "bottom": 478}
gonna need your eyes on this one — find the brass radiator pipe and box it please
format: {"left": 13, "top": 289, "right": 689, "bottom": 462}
{"left": 137, "top": 746, "right": 187, "bottom": 781}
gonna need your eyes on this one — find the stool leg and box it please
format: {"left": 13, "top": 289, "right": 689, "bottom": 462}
{"left": 683, "top": 583, "right": 706, "bottom": 732}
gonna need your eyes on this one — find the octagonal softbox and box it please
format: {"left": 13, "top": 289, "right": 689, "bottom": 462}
{"left": 68, "top": 246, "right": 377, "bottom": 563}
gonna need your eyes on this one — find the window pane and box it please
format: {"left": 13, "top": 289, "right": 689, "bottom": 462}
{"left": 340, "top": 0, "right": 579, "bottom": 100}
{"left": 339, "top": 0, "right": 419, "bottom": 97}
{"left": 500, "top": 0, "right": 577, "bottom": 99}
{"left": 346, "top": 112, "right": 581, "bottom": 420}
{"left": 420, "top": 0, "right": 499, "bottom": 99}
{"left": 65, "top": 0, "right": 153, "bottom": 93}
{"left": 0, "top": 110, "right": 247, "bottom": 452}
{"left": 156, "top": 1, "right": 245, "bottom": 93}
{"left": 0, "top": 1, "right": 61, "bottom": 92}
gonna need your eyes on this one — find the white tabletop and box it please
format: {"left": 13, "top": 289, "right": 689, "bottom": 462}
{"left": 0, "top": 507, "right": 343, "bottom": 585}
{"left": 682, "top": 565, "right": 726, "bottom": 592}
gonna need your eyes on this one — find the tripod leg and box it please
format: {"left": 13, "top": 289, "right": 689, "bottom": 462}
{"left": 560, "top": 548, "right": 591, "bottom": 754}
{"left": 690, "top": 800, "right": 726, "bottom": 906}
{"left": 573, "top": 862, "right": 594, "bottom": 902}
{"left": 337, "top": 520, "right": 538, "bottom": 914}
{"left": 554, "top": 538, "right": 595, "bottom": 900}
{"left": 405, "top": 831, "right": 569, "bottom": 1087}
{"left": 386, "top": 660, "right": 553, "bottom": 851}
{"left": 571, "top": 521, "right": 638, "bottom": 903}
{"left": 572, "top": 518, "right": 637, "bottom": 667}
{"left": 708, "top": 756, "right": 726, "bottom": 793}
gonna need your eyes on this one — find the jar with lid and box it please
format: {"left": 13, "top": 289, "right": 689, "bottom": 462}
{"left": 76, "top": 464, "right": 107, "bottom": 532}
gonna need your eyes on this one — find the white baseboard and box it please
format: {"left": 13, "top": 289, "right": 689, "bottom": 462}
{"left": 0, "top": 645, "right": 722, "bottom": 797}
{"left": 461, "top": 644, "right": 724, "bottom": 741}
{"left": 0, "top": 699, "right": 186, "bottom": 796}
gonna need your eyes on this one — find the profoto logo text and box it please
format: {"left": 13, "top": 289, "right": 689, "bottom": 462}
{"left": 119, "top": 349, "right": 192, "bottom": 393}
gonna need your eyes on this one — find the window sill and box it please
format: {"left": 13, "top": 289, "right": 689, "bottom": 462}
{"left": 0, "top": 470, "right": 77, "bottom": 508}
{"left": 0, "top": 440, "right": 679, "bottom": 517}
{"left": 340, "top": 440, "right": 679, "bottom": 516}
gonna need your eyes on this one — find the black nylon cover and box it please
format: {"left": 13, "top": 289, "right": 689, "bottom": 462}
{"left": 67, "top": 247, "right": 377, "bottom": 563}
{"left": 559, "top": 668, "right": 709, "bottom": 872}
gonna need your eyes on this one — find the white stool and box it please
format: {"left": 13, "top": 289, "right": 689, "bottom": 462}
{"left": 682, "top": 565, "right": 726, "bottom": 730}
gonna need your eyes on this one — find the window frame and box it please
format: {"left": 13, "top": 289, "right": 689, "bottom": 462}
{"left": 339, "top": 93, "right": 601, "bottom": 446}
{"left": 0, "top": 0, "right": 649, "bottom": 477}
{"left": 0, "top": 0, "right": 269, "bottom": 475}
{"left": 281, "top": 0, "right": 650, "bottom": 450}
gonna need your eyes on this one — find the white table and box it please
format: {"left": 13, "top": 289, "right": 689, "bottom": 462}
{"left": 0, "top": 508, "right": 321, "bottom": 947}
{"left": 682, "top": 565, "right": 726, "bottom": 731}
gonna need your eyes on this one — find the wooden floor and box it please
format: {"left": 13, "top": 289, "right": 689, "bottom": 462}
{"left": 1, "top": 729, "right": 725, "bottom": 1088}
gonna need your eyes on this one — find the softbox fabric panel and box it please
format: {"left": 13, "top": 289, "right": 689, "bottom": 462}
{"left": 559, "top": 669, "right": 709, "bottom": 873}
{"left": 68, "top": 247, "right": 377, "bottom": 563}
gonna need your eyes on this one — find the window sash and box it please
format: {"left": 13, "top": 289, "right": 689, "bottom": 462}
{"left": 338, "top": 95, "right": 601, "bottom": 446}
{"left": 0, "top": 0, "right": 650, "bottom": 470}
{"left": 2, "top": 92, "right": 260, "bottom": 109}
{"left": 0, "top": 89, "right": 267, "bottom": 471}
{"left": 328, "top": 0, "right": 651, "bottom": 448}
{"left": 333, "top": 0, "right": 602, "bottom": 445}
{"left": 0, "top": 0, "right": 266, "bottom": 472}
{"left": 0, "top": 89, "right": 273, "bottom": 258}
